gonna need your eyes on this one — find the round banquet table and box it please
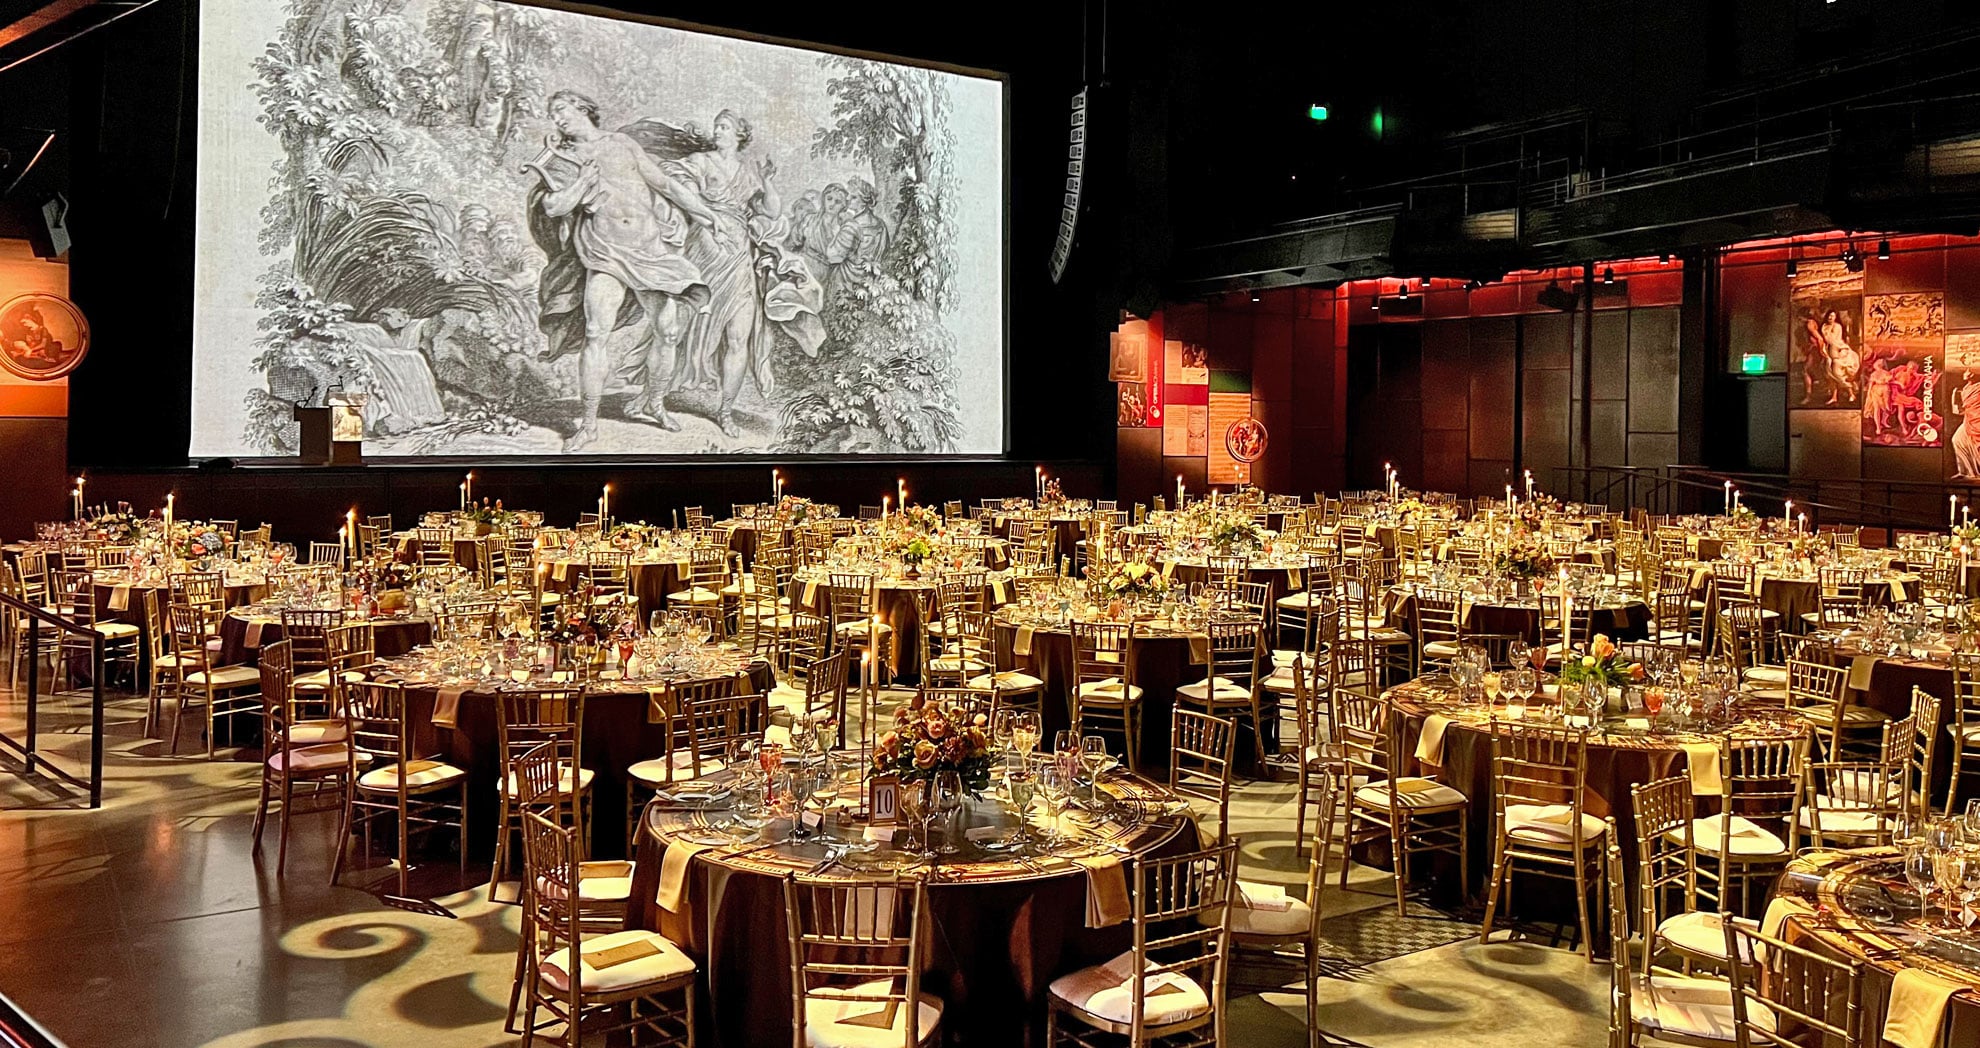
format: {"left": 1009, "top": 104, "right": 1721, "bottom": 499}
{"left": 1694, "top": 567, "right": 1919, "bottom": 649}
{"left": 378, "top": 660, "right": 774, "bottom": 858}
{"left": 394, "top": 532, "right": 491, "bottom": 572}
{"left": 626, "top": 771, "right": 1197, "bottom": 1048}
{"left": 1385, "top": 589, "right": 1650, "bottom": 647}
{"left": 217, "top": 611, "right": 432, "bottom": 666}
{"left": 1161, "top": 558, "right": 1305, "bottom": 611}
{"left": 790, "top": 574, "right": 1014, "bottom": 684}
{"left": 1384, "top": 677, "right": 1809, "bottom": 912}
{"left": 1816, "top": 639, "right": 1963, "bottom": 806}
{"left": 990, "top": 617, "right": 1277, "bottom": 774}
{"left": 92, "top": 575, "right": 269, "bottom": 675}
{"left": 1771, "top": 848, "right": 1980, "bottom": 1045}
{"left": 538, "top": 555, "right": 687, "bottom": 626}
{"left": 991, "top": 514, "right": 1087, "bottom": 562}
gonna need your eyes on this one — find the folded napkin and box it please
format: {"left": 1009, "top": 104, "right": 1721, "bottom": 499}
{"left": 1160, "top": 560, "right": 1177, "bottom": 579}
{"left": 243, "top": 619, "right": 265, "bottom": 649}
{"left": 107, "top": 584, "right": 131, "bottom": 612}
{"left": 1394, "top": 777, "right": 1444, "bottom": 795}
{"left": 1286, "top": 567, "right": 1303, "bottom": 590}
{"left": 990, "top": 580, "right": 1009, "bottom": 605}
{"left": 581, "top": 860, "right": 634, "bottom": 880}
{"left": 1847, "top": 655, "right": 1878, "bottom": 693}
{"left": 1414, "top": 714, "right": 1454, "bottom": 766}
{"left": 552, "top": 561, "right": 569, "bottom": 582}
{"left": 1236, "top": 879, "right": 1292, "bottom": 912}
{"left": 1187, "top": 633, "right": 1211, "bottom": 665}
{"left": 1759, "top": 895, "right": 1813, "bottom": 941}
{"left": 1883, "top": 968, "right": 1963, "bottom": 1048}
{"left": 1013, "top": 625, "right": 1036, "bottom": 657}
{"left": 1890, "top": 578, "right": 1911, "bottom": 604}
{"left": 431, "top": 685, "right": 469, "bottom": 730}
{"left": 1077, "top": 854, "right": 1131, "bottom": 928}
{"left": 656, "top": 838, "right": 715, "bottom": 913}
{"left": 1681, "top": 742, "right": 1722, "bottom": 794}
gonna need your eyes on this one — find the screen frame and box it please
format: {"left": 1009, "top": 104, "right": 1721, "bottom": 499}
{"left": 187, "top": 0, "right": 1012, "bottom": 465}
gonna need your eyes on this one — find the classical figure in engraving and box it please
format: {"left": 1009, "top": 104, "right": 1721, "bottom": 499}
{"left": 1819, "top": 309, "right": 1859, "bottom": 404}
{"left": 529, "top": 89, "right": 715, "bottom": 449}
{"left": 1951, "top": 372, "right": 1980, "bottom": 478}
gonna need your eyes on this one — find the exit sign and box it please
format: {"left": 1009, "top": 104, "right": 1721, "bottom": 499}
{"left": 1741, "top": 353, "right": 1768, "bottom": 374}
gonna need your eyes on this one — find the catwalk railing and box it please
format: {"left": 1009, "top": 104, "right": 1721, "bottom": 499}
{"left": 1547, "top": 465, "right": 1963, "bottom": 534}
{"left": 0, "top": 592, "right": 107, "bottom": 809}
{"left": 0, "top": 992, "right": 66, "bottom": 1048}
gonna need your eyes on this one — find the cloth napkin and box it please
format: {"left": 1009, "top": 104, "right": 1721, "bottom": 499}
{"left": 1890, "top": 578, "right": 1911, "bottom": 603}
{"left": 1414, "top": 714, "right": 1454, "bottom": 766}
{"left": 990, "top": 580, "right": 1009, "bottom": 605}
{"left": 801, "top": 580, "right": 820, "bottom": 607}
{"left": 1681, "top": 742, "right": 1722, "bottom": 794}
{"left": 1286, "top": 567, "right": 1303, "bottom": 590}
{"left": 1187, "top": 633, "right": 1211, "bottom": 665}
{"left": 243, "top": 619, "right": 265, "bottom": 649}
{"left": 1236, "top": 879, "right": 1292, "bottom": 912}
{"left": 431, "top": 685, "right": 469, "bottom": 730}
{"left": 107, "top": 584, "right": 131, "bottom": 612}
{"left": 1759, "top": 895, "right": 1813, "bottom": 940}
{"left": 1160, "top": 560, "right": 1177, "bottom": 579}
{"left": 1883, "top": 968, "right": 1963, "bottom": 1048}
{"left": 552, "top": 561, "right": 569, "bottom": 583}
{"left": 1847, "top": 655, "right": 1878, "bottom": 693}
{"left": 1013, "top": 625, "right": 1035, "bottom": 657}
{"left": 656, "top": 838, "right": 715, "bottom": 913}
{"left": 1076, "top": 854, "right": 1130, "bottom": 928}
{"left": 646, "top": 686, "right": 672, "bottom": 724}
{"left": 584, "top": 936, "right": 662, "bottom": 970}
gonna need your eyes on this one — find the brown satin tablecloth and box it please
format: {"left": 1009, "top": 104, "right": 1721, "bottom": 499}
{"left": 217, "top": 611, "right": 431, "bottom": 666}
{"left": 539, "top": 556, "right": 687, "bottom": 626}
{"left": 1772, "top": 848, "right": 1980, "bottom": 1047}
{"left": 626, "top": 772, "right": 1196, "bottom": 1048}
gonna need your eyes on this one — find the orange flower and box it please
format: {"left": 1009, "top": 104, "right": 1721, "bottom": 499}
{"left": 912, "top": 741, "right": 939, "bottom": 768}
{"left": 1591, "top": 634, "right": 1616, "bottom": 660}
{"left": 879, "top": 730, "right": 900, "bottom": 756}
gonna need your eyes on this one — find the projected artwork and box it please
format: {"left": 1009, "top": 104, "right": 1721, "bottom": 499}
{"left": 190, "top": 0, "right": 1005, "bottom": 458}
{"left": 1861, "top": 293, "right": 1945, "bottom": 449}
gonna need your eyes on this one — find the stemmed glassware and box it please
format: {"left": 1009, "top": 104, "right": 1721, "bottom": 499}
{"left": 1037, "top": 759, "right": 1072, "bottom": 854}
{"left": 1504, "top": 666, "right": 1535, "bottom": 719}
{"left": 1003, "top": 752, "right": 1037, "bottom": 853}
{"left": 1009, "top": 711, "right": 1040, "bottom": 759}
{"left": 1081, "top": 734, "right": 1110, "bottom": 808}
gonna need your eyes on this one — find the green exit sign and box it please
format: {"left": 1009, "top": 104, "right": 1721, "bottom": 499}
{"left": 1308, "top": 104, "right": 1329, "bottom": 122}
{"left": 1741, "top": 353, "right": 1768, "bottom": 374}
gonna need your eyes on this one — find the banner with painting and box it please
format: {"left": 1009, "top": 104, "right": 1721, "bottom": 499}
{"left": 1861, "top": 293, "right": 1944, "bottom": 448}
{"left": 1789, "top": 259, "right": 1864, "bottom": 409}
{"left": 1948, "top": 333, "right": 1980, "bottom": 478}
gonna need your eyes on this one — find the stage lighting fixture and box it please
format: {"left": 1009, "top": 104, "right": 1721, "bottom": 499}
{"left": 1877, "top": 239, "right": 1891, "bottom": 260}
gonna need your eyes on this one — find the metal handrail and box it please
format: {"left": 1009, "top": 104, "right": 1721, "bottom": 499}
{"left": 0, "top": 592, "right": 107, "bottom": 808}
{"left": 0, "top": 991, "right": 67, "bottom": 1048}
{"left": 1542, "top": 464, "right": 1960, "bottom": 532}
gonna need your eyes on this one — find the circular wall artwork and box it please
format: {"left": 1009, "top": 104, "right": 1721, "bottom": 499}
{"left": 1224, "top": 415, "right": 1267, "bottom": 463}
{"left": 0, "top": 293, "right": 88, "bottom": 381}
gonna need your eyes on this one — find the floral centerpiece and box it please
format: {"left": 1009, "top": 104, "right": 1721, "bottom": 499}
{"left": 1207, "top": 509, "right": 1264, "bottom": 554}
{"left": 899, "top": 536, "right": 933, "bottom": 575}
{"left": 541, "top": 580, "right": 607, "bottom": 647}
{"left": 900, "top": 503, "right": 942, "bottom": 535}
{"left": 1557, "top": 634, "right": 1644, "bottom": 689}
{"left": 1040, "top": 477, "right": 1066, "bottom": 508}
{"left": 1390, "top": 497, "right": 1432, "bottom": 522}
{"left": 179, "top": 525, "right": 229, "bottom": 561}
{"left": 875, "top": 692, "right": 994, "bottom": 794}
{"left": 463, "top": 499, "right": 513, "bottom": 534}
{"left": 777, "top": 494, "right": 818, "bottom": 526}
{"left": 1103, "top": 560, "right": 1169, "bottom": 599}
{"left": 1728, "top": 503, "right": 1758, "bottom": 526}
{"left": 1954, "top": 522, "right": 1980, "bottom": 551}
{"left": 1000, "top": 497, "right": 1030, "bottom": 512}
{"left": 609, "top": 522, "right": 652, "bottom": 551}
{"left": 1492, "top": 532, "right": 1553, "bottom": 579}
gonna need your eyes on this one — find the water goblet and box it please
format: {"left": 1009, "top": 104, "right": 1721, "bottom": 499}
{"left": 1081, "top": 734, "right": 1110, "bottom": 807}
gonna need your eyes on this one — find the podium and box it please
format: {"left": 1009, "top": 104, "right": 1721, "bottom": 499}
{"left": 293, "top": 404, "right": 331, "bottom": 465}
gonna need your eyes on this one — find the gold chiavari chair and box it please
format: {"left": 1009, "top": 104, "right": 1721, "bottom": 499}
{"left": 1337, "top": 686, "right": 1469, "bottom": 917}
{"left": 926, "top": 608, "right": 992, "bottom": 689}
{"left": 251, "top": 641, "right": 353, "bottom": 877}
{"left": 1783, "top": 657, "right": 1883, "bottom": 762}
{"left": 281, "top": 606, "right": 344, "bottom": 712}
{"left": 1046, "top": 843, "right": 1234, "bottom": 1048}
{"left": 1411, "top": 586, "right": 1464, "bottom": 675}
{"left": 825, "top": 572, "right": 893, "bottom": 685}
{"left": 140, "top": 588, "right": 185, "bottom": 737}
{"left": 626, "top": 677, "right": 746, "bottom": 798}
{"left": 1906, "top": 686, "right": 1941, "bottom": 822}
{"left": 1070, "top": 620, "right": 1140, "bottom": 769}
{"left": 307, "top": 541, "right": 345, "bottom": 566}
{"left": 769, "top": 647, "right": 849, "bottom": 749}
{"left": 1290, "top": 653, "right": 1338, "bottom": 849}
{"left": 1272, "top": 554, "right": 1337, "bottom": 659}
{"left": 434, "top": 599, "right": 500, "bottom": 643}
{"left": 1479, "top": 721, "right": 1604, "bottom": 958}
{"left": 737, "top": 560, "right": 790, "bottom": 666}
{"left": 1227, "top": 776, "right": 1328, "bottom": 1048}
{"left": 338, "top": 680, "right": 469, "bottom": 897}
{"left": 1795, "top": 720, "right": 1907, "bottom": 851}
{"left": 491, "top": 686, "right": 590, "bottom": 902}
{"left": 1604, "top": 821, "right": 1746, "bottom": 1047}
{"left": 355, "top": 523, "right": 384, "bottom": 560}
{"left": 784, "top": 874, "right": 942, "bottom": 1048}
{"left": 1670, "top": 735, "right": 1806, "bottom": 917}
{"left": 413, "top": 526, "right": 456, "bottom": 571}
{"left": 167, "top": 600, "right": 261, "bottom": 759}
{"left": 1725, "top": 918, "right": 1869, "bottom": 1048}
{"left": 1803, "top": 565, "right": 1869, "bottom": 632}
{"left": 1631, "top": 774, "right": 1730, "bottom": 968}
{"left": 1944, "top": 657, "right": 1980, "bottom": 814}
{"left": 518, "top": 807, "right": 697, "bottom": 1048}
{"left": 170, "top": 570, "right": 227, "bottom": 615}
{"left": 1169, "top": 708, "right": 1235, "bottom": 842}
{"left": 55, "top": 567, "right": 139, "bottom": 689}
{"left": 1174, "top": 619, "right": 1268, "bottom": 772}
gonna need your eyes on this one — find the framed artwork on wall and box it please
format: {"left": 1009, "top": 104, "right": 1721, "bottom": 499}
{"left": 1861, "top": 293, "right": 1945, "bottom": 448}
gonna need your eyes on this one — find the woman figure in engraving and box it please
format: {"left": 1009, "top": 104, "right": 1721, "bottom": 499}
{"left": 1953, "top": 372, "right": 1980, "bottom": 477}
{"left": 667, "top": 110, "right": 824, "bottom": 437}
{"left": 1820, "top": 309, "right": 1859, "bottom": 404}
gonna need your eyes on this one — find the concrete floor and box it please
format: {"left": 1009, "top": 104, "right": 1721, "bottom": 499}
{"left": 0, "top": 681, "right": 1619, "bottom": 1047}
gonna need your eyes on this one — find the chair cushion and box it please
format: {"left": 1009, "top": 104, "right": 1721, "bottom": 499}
{"left": 1174, "top": 679, "right": 1254, "bottom": 702}
{"left": 1794, "top": 805, "right": 1890, "bottom": 836}
{"left": 803, "top": 979, "right": 945, "bottom": 1048}
{"left": 929, "top": 656, "right": 988, "bottom": 674}
{"left": 1793, "top": 704, "right": 1890, "bottom": 726}
{"left": 1048, "top": 950, "right": 1212, "bottom": 1027}
{"left": 1274, "top": 592, "right": 1324, "bottom": 610}
{"left": 536, "top": 929, "right": 696, "bottom": 995}
{"left": 628, "top": 751, "right": 720, "bottom": 785}
{"left": 92, "top": 622, "right": 139, "bottom": 639}
{"left": 1353, "top": 777, "right": 1467, "bottom": 810}
{"left": 357, "top": 759, "right": 466, "bottom": 792}
{"left": 184, "top": 664, "right": 261, "bottom": 688}
{"left": 286, "top": 719, "right": 349, "bottom": 745}
{"left": 1421, "top": 639, "right": 1463, "bottom": 659}
{"left": 1663, "top": 812, "right": 1787, "bottom": 859}
{"left": 1222, "top": 884, "right": 1313, "bottom": 937}
{"left": 834, "top": 621, "right": 895, "bottom": 637}
{"left": 1504, "top": 802, "right": 1605, "bottom": 845}
{"left": 1630, "top": 974, "right": 1772, "bottom": 1041}
{"left": 266, "top": 743, "right": 349, "bottom": 774}
{"left": 1655, "top": 910, "right": 1733, "bottom": 961}
{"left": 667, "top": 587, "right": 724, "bottom": 604}
{"left": 1741, "top": 665, "right": 1788, "bottom": 685}
{"left": 1076, "top": 679, "right": 1143, "bottom": 704}
{"left": 967, "top": 670, "right": 1044, "bottom": 692}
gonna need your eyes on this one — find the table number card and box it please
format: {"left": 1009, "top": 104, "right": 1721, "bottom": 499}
{"left": 869, "top": 773, "right": 899, "bottom": 826}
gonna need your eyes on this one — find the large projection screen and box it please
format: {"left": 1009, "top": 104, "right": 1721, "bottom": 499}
{"left": 190, "top": 0, "right": 1005, "bottom": 459}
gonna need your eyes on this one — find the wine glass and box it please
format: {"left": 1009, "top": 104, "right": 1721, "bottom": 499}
{"left": 790, "top": 713, "right": 818, "bottom": 759}
{"left": 1054, "top": 729, "right": 1080, "bottom": 768}
{"left": 1965, "top": 799, "right": 1980, "bottom": 844}
{"left": 1081, "top": 735, "right": 1110, "bottom": 807}
{"left": 1012, "top": 711, "right": 1040, "bottom": 756}
{"left": 1936, "top": 846, "right": 1970, "bottom": 928}
{"left": 1507, "top": 639, "right": 1531, "bottom": 672}
{"left": 1930, "top": 817, "right": 1962, "bottom": 854}
{"left": 1906, "top": 841, "right": 1939, "bottom": 923}
{"left": 1004, "top": 752, "right": 1036, "bottom": 853}
{"left": 897, "top": 780, "right": 928, "bottom": 855}
{"left": 930, "top": 771, "right": 964, "bottom": 860}
{"left": 1505, "top": 666, "right": 1534, "bottom": 719}
{"left": 1037, "top": 760, "right": 1072, "bottom": 853}
{"left": 992, "top": 709, "right": 1017, "bottom": 760}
